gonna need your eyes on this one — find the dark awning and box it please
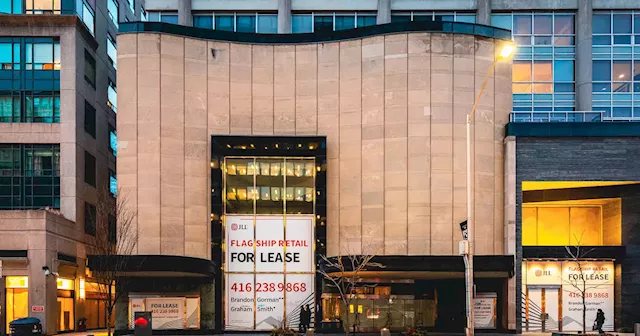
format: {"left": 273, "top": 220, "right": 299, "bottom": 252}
{"left": 319, "top": 255, "right": 515, "bottom": 279}
{"left": 87, "top": 255, "right": 216, "bottom": 277}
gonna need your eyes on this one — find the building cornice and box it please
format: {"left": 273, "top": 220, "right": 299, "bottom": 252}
{"left": 0, "top": 14, "right": 98, "bottom": 50}
{"left": 118, "top": 20, "right": 512, "bottom": 44}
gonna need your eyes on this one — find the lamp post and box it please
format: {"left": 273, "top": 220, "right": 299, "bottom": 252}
{"left": 464, "top": 41, "right": 515, "bottom": 336}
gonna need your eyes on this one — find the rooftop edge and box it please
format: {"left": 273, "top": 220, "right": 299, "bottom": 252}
{"left": 118, "top": 21, "right": 512, "bottom": 44}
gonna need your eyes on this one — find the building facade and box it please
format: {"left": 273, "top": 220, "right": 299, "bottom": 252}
{"left": 114, "top": 20, "right": 515, "bottom": 333}
{"left": 116, "top": 0, "right": 640, "bottom": 333}
{"left": 0, "top": 0, "right": 144, "bottom": 334}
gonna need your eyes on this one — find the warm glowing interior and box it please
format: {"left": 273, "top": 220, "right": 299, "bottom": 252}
{"left": 523, "top": 198, "right": 621, "bottom": 246}
{"left": 6, "top": 277, "right": 29, "bottom": 332}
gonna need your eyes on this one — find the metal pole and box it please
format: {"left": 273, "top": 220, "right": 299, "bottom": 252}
{"left": 465, "top": 117, "right": 474, "bottom": 336}
{"left": 465, "top": 56, "right": 500, "bottom": 336}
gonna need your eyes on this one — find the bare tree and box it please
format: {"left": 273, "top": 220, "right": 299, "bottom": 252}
{"left": 563, "top": 231, "right": 601, "bottom": 334}
{"left": 318, "top": 245, "right": 384, "bottom": 336}
{"left": 86, "top": 186, "right": 138, "bottom": 336}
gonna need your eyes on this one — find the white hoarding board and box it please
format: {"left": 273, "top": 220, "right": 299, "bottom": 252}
{"left": 226, "top": 216, "right": 255, "bottom": 273}
{"left": 225, "top": 215, "right": 315, "bottom": 331}
{"left": 255, "top": 217, "right": 285, "bottom": 272}
{"left": 255, "top": 273, "right": 286, "bottom": 330}
{"left": 562, "top": 285, "right": 614, "bottom": 331}
{"left": 285, "top": 273, "right": 315, "bottom": 328}
{"left": 562, "top": 261, "right": 614, "bottom": 286}
{"left": 525, "top": 261, "right": 563, "bottom": 285}
{"left": 226, "top": 273, "right": 255, "bottom": 329}
{"left": 145, "top": 297, "right": 185, "bottom": 329}
{"left": 474, "top": 295, "right": 496, "bottom": 329}
{"left": 285, "top": 217, "right": 314, "bottom": 273}
{"left": 129, "top": 298, "right": 145, "bottom": 328}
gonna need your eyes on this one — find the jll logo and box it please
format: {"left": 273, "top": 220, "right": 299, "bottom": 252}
{"left": 231, "top": 223, "right": 248, "bottom": 231}
{"left": 535, "top": 269, "right": 552, "bottom": 277}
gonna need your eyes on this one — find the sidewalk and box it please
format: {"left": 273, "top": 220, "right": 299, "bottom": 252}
{"left": 55, "top": 331, "right": 636, "bottom": 336}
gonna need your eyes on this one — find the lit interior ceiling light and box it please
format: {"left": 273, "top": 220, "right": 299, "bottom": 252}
{"left": 619, "top": 74, "right": 625, "bottom": 78}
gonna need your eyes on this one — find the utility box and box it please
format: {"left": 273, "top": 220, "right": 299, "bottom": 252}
{"left": 634, "top": 322, "right": 640, "bottom": 336}
{"left": 134, "top": 312, "right": 152, "bottom": 336}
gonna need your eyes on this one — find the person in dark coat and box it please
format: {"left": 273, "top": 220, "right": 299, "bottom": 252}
{"left": 299, "top": 304, "right": 311, "bottom": 333}
{"left": 595, "top": 309, "right": 605, "bottom": 334}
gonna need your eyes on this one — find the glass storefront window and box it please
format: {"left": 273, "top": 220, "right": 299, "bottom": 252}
{"left": 321, "top": 296, "right": 436, "bottom": 331}
{"left": 6, "top": 276, "right": 28, "bottom": 331}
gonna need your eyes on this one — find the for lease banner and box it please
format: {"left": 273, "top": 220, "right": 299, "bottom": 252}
{"left": 562, "top": 285, "right": 614, "bottom": 332}
{"left": 474, "top": 295, "right": 496, "bottom": 329}
{"left": 145, "top": 297, "right": 185, "bottom": 329}
{"left": 225, "top": 215, "right": 314, "bottom": 331}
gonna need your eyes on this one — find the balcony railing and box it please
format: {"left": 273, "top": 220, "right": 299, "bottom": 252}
{"left": 510, "top": 111, "right": 606, "bottom": 123}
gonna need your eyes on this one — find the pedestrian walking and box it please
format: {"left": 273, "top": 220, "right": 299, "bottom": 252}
{"left": 594, "top": 308, "right": 605, "bottom": 334}
{"left": 299, "top": 304, "right": 311, "bottom": 333}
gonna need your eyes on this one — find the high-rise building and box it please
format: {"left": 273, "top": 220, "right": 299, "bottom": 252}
{"left": 0, "top": 0, "right": 144, "bottom": 334}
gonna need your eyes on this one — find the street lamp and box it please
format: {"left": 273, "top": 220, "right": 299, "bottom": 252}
{"left": 463, "top": 41, "right": 515, "bottom": 336}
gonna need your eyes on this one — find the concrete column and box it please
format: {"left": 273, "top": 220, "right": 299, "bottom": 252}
{"left": 503, "top": 136, "right": 517, "bottom": 331}
{"left": 178, "top": 0, "right": 192, "bottom": 27}
{"left": 200, "top": 281, "right": 215, "bottom": 330}
{"left": 278, "top": 0, "right": 292, "bottom": 34}
{"left": 28, "top": 249, "right": 58, "bottom": 335}
{"left": 114, "top": 291, "right": 129, "bottom": 331}
{"left": 576, "top": 0, "right": 593, "bottom": 112}
{"left": 476, "top": 0, "right": 491, "bottom": 25}
{"left": 377, "top": 0, "right": 391, "bottom": 24}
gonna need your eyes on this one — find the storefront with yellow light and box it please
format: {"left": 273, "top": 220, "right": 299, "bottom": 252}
{"left": 5, "top": 276, "right": 29, "bottom": 331}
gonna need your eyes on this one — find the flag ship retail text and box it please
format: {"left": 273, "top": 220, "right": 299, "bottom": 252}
{"left": 229, "top": 239, "right": 309, "bottom": 263}
{"left": 230, "top": 251, "right": 302, "bottom": 263}
{"left": 229, "top": 239, "right": 309, "bottom": 247}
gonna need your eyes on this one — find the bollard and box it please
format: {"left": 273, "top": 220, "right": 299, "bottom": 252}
{"left": 381, "top": 328, "right": 390, "bottom": 336}
{"left": 634, "top": 322, "right": 640, "bottom": 336}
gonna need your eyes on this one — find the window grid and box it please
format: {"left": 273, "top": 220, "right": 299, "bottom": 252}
{"left": 107, "top": 34, "right": 117, "bottom": 69}
{"left": 141, "top": 6, "right": 147, "bottom": 21}
{"left": 0, "top": 0, "right": 22, "bottom": 14}
{"left": 193, "top": 12, "right": 279, "bottom": 33}
{"left": 109, "top": 170, "right": 117, "bottom": 196}
{"left": 109, "top": 124, "right": 117, "bottom": 157}
{"left": 592, "top": 11, "right": 640, "bottom": 118}
{"left": 25, "top": 39, "right": 61, "bottom": 70}
{"left": 492, "top": 12, "right": 576, "bottom": 112}
{"left": 84, "top": 49, "right": 96, "bottom": 88}
{"left": 0, "top": 144, "right": 60, "bottom": 210}
{"left": 25, "top": 0, "right": 60, "bottom": 14}
{"left": 84, "top": 202, "right": 96, "bottom": 235}
{"left": 0, "top": 91, "right": 60, "bottom": 123}
{"left": 148, "top": 11, "right": 178, "bottom": 24}
{"left": 0, "top": 38, "right": 60, "bottom": 122}
{"left": 107, "top": 80, "right": 117, "bottom": 112}
{"left": 107, "top": 0, "right": 119, "bottom": 27}
{"left": 81, "top": 1, "right": 95, "bottom": 36}
{"left": 291, "top": 12, "right": 378, "bottom": 33}
{"left": 390, "top": 11, "right": 477, "bottom": 23}
{"left": 84, "top": 100, "right": 96, "bottom": 138}
{"left": 84, "top": 150, "right": 96, "bottom": 187}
